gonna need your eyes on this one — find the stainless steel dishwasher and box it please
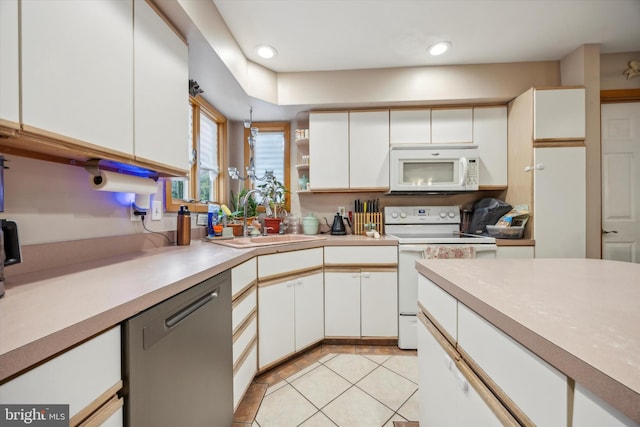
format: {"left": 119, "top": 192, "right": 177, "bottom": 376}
{"left": 124, "top": 270, "right": 232, "bottom": 427}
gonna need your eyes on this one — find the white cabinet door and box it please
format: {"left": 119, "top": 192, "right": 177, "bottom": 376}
{"left": 418, "top": 315, "right": 457, "bottom": 427}
{"left": 534, "top": 88, "right": 586, "bottom": 140}
{"left": 473, "top": 106, "right": 507, "bottom": 187}
{"left": 133, "top": 0, "right": 189, "bottom": 172}
{"left": 0, "top": 326, "right": 122, "bottom": 419}
{"left": 258, "top": 280, "right": 295, "bottom": 368}
{"left": 361, "top": 271, "right": 397, "bottom": 337}
{"left": 573, "top": 383, "right": 638, "bottom": 427}
{"left": 294, "top": 272, "right": 324, "bottom": 350}
{"left": 457, "top": 304, "right": 568, "bottom": 426}
{"left": 390, "top": 109, "right": 431, "bottom": 144}
{"left": 533, "top": 147, "right": 586, "bottom": 258}
{"left": 309, "top": 112, "right": 349, "bottom": 189}
{"left": 349, "top": 110, "right": 390, "bottom": 189}
{"left": 21, "top": 0, "right": 134, "bottom": 155}
{"left": 0, "top": 0, "right": 19, "bottom": 127}
{"left": 431, "top": 108, "right": 473, "bottom": 144}
{"left": 324, "top": 271, "right": 361, "bottom": 337}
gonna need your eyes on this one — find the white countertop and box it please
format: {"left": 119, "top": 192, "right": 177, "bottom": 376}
{"left": 415, "top": 258, "right": 640, "bottom": 424}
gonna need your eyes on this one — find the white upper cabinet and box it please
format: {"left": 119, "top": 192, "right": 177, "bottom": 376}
{"left": 0, "top": 0, "right": 19, "bottom": 128}
{"left": 349, "top": 110, "right": 390, "bottom": 189}
{"left": 134, "top": 0, "right": 189, "bottom": 172}
{"left": 473, "top": 106, "right": 508, "bottom": 187}
{"left": 309, "top": 112, "right": 350, "bottom": 190}
{"left": 533, "top": 88, "right": 585, "bottom": 140}
{"left": 21, "top": 0, "right": 134, "bottom": 155}
{"left": 390, "top": 109, "right": 431, "bottom": 144}
{"left": 431, "top": 108, "right": 473, "bottom": 144}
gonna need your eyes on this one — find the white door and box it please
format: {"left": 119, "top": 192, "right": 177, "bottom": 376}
{"left": 601, "top": 102, "right": 640, "bottom": 263}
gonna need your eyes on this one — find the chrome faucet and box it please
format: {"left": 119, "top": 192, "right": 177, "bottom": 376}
{"left": 242, "top": 188, "right": 263, "bottom": 237}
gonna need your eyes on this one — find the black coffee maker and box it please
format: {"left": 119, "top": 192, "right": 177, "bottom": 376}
{"left": 0, "top": 156, "right": 22, "bottom": 298}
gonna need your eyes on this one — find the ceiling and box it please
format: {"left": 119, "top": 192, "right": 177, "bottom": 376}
{"left": 175, "top": 0, "right": 640, "bottom": 122}
{"left": 213, "top": 0, "right": 640, "bottom": 73}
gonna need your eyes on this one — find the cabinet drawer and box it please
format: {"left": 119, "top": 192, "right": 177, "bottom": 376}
{"left": 232, "top": 257, "right": 257, "bottom": 298}
{"left": 457, "top": 304, "right": 568, "bottom": 426}
{"left": 232, "top": 286, "right": 256, "bottom": 334}
{"left": 573, "top": 383, "right": 637, "bottom": 427}
{"left": 417, "top": 275, "right": 457, "bottom": 343}
{"left": 258, "top": 248, "right": 323, "bottom": 279}
{"left": 233, "top": 341, "right": 257, "bottom": 411}
{"left": 0, "top": 326, "right": 121, "bottom": 418}
{"left": 324, "top": 246, "right": 397, "bottom": 265}
{"left": 233, "top": 314, "right": 257, "bottom": 365}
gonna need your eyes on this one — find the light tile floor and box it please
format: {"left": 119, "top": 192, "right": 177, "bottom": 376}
{"left": 233, "top": 344, "right": 418, "bottom": 427}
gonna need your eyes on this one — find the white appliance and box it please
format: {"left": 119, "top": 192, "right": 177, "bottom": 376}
{"left": 385, "top": 205, "right": 496, "bottom": 350}
{"left": 389, "top": 145, "right": 479, "bottom": 192}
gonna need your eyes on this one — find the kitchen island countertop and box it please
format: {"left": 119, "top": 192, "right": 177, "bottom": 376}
{"left": 0, "top": 234, "right": 397, "bottom": 382}
{"left": 416, "top": 258, "right": 640, "bottom": 424}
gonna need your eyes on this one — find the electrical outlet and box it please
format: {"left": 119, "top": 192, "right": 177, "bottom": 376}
{"left": 151, "top": 200, "right": 162, "bottom": 221}
{"left": 338, "top": 206, "right": 346, "bottom": 216}
{"left": 196, "top": 214, "right": 208, "bottom": 226}
{"left": 130, "top": 202, "right": 144, "bottom": 222}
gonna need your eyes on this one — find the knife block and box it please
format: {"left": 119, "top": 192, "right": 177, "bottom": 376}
{"left": 353, "top": 212, "right": 383, "bottom": 235}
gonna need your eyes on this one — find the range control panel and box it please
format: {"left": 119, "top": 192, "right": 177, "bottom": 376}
{"left": 384, "top": 206, "right": 461, "bottom": 225}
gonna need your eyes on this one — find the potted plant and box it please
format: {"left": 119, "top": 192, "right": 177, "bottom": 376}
{"left": 228, "top": 188, "right": 258, "bottom": 236}
{"left": 257, "top": 177, "right": 288, "bottom": 233}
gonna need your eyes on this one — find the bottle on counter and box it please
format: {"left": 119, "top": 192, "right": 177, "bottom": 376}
{"left": 177, "top": 205, "right": 191, "bottom": 245}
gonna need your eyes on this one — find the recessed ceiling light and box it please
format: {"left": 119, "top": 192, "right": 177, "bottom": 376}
{"left": 428, "top": 41, "right": 452, "bottom": 56}
{"left": 256, "top": 45, "right": 277, "bottom": 59}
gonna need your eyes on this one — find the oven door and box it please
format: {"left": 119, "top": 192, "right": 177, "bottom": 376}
{"left": 397, "top": 243, "right": 496, "bottom": 350}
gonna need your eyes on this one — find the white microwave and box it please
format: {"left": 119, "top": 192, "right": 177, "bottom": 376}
{"left": 389, "top": 145, "right": 479, "bottom": 192}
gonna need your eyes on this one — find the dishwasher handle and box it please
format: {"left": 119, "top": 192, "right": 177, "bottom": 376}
{"left": 165, "top": 288, "right": 219, "bottom": 328}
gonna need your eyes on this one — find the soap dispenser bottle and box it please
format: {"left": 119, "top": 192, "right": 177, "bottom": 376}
{"left": 177, "top": 205, "right": 191, "bottom": 245}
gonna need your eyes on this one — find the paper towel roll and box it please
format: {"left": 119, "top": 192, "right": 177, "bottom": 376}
{"left": 90, "top": 170, "right": 157, "bottom": 195}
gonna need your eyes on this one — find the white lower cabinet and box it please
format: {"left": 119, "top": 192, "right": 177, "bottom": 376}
{"left": 0, "top": 326, "right": 123, "bottom": 426}
{"left": 324, "top": 269, "right": 397, "bottom": 338}
{"left": 258, "top": 271, "right": 324, "bottom": 369}
{"left": 324, "top": 271, "right": 361, "bottom": 337}
{"left": 496, "top": 246, "right": 534, "bottom": 258}
{"left": 457, "top": 303, "right": 568, "bottom": 426}
{"left": 417, "top": 313, "right": 517, "bottom": 427}
{"left": 573, "top": 383, "right": 638, "bottom": 427}
{"left": 231, "top": 258, "right": 257, "bottom": 410}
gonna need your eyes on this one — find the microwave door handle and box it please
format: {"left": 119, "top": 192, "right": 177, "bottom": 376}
{"left": 459, "top": 157, "right": 468, "bottom": 187}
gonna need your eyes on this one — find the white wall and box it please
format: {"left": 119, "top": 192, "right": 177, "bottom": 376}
{"left": 3, "top": 155, "right": 176, "bottom": 245}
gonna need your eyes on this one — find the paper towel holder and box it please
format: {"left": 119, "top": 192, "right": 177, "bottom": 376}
{"left": 84, "top": 159, "right": 159, "bottom": 182}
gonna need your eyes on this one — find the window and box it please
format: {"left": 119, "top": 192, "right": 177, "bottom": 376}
{"left": 243, "top": 122, "right": 291, "bottom": 212}
{"left": 166, "top": 96, "right": 226, "bottom": 212}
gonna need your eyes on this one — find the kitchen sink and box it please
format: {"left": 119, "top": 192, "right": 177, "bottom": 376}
{"left": 208, "top": 234, "right": 327, "bottom": 248}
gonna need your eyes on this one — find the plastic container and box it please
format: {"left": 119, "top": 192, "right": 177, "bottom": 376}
{"left": 485, "top": 225, "right": 524, "bottom": 239}
{"left": 302, "top": 213, "right": 319, "bottom": 235}
{"left": 176, "top": 205, "right": 191, "bottom": 245}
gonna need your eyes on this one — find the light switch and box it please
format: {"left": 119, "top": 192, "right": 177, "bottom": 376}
{"left": 151, "top": 200, "right": 162, "bottom": 221}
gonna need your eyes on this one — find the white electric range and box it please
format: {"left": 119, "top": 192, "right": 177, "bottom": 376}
{"left": 385, "top": 205, "right": 496, "bottom": 350}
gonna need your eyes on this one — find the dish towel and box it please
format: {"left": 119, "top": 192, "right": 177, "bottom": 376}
{"left": 423, "top": 246, "right": 476, "bottom": 259}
